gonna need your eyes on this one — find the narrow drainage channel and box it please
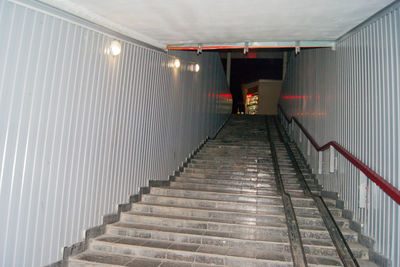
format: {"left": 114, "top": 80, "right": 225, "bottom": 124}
{"left": 265, "top": 116, "right": 308, "bottom": 267}
{"left": 272, "top": 116, "right": 359, "bottom": 267}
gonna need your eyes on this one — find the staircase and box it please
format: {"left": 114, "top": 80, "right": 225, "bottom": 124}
{"left": 68, "top": 115, "right": 376, "bottom": 267}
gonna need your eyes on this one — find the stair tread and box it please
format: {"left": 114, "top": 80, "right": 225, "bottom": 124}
{"left": 175, "top": 178, "right": 278, "bottom": 187}
{"left": 111, "top": 220, "right": 359, "bottom": 254}
{"left": 176, "top": 176, "right": 276, "bottom": 183}
{"left": 170, "top": 181, "right": 302, "bottom": 193}
{"left": 117, "top": 216, "right": 290, "bottom": 232}
{"left": 90, "top": 237, "right": 296, "bottom": 265}
{"left": 128, "top": 204, "right": 351, "bottom": 233}
{"left": 70, "top": 250, "right": 219, "bottom": 267}
{"left": 125, "top": 211, "right": 287, "bottom": 228}
{"left": 88, "top": 235, "right": 345, "bottom": 266}
{"left": 138, "top": 196, "right": 342, "bottom": 219}
{"left": 109, "top": 222, "right": 290, "bottom": 243}
{"left": 150, "top": 187, "right": 337, "bottom": 207}
{"left": 151, "top": 186, "right": 283, "bottom": 200}
{"left": 69, "top": 251, "right": 136, "bottom": 266}
{"left": 142, "top": 194, "right": 285, "bottom": 210}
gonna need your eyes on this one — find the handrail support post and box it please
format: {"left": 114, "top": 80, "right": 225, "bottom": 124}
{"left": 329, "top": 146, "right": 335, "bottom": 173}
{"left": 307, "top": 140, "right": 311, "bottom": 156}
{"left": 288, "top": 122, "right": 293, "bottom": 140}
{"left": 318, "top": 151, "right": 323, "bottom": 174}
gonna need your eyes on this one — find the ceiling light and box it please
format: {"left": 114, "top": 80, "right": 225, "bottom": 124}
{"left": 110, "top": 40, "right": 121, "bottom": 56}
{"left": 194, "top": 64, "right": 200, "bottom": 72}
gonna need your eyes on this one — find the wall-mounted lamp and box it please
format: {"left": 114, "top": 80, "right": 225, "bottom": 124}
{"left": 188, "top": 63, "right": 200, "bottom": 72}
{"left": 104, "top": 40, "right": 121, "bottom": 56}
{"left": 110, "top": 40, "right": 121, "bottom": 56}
{"left": 174, "top": 59, "right": 181, "bottom": 68}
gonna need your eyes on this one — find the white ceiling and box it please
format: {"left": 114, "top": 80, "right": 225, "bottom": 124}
{"left": 40, "top": 0, "right": 394, "bottom": 49}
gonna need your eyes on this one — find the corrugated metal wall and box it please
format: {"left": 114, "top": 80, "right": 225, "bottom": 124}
{"left": 279, "top": 2, "right": 399, "bottom": 265}
{"left": 0, "top": 0, "right": 231, "bottom": 266}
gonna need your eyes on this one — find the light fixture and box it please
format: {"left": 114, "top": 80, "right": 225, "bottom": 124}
{"left": 110, "top": 40, "right": 121, "bottom": 56}
{"left": 174, "top": 59, "right": 181, "bottom": 68}
{"left": 194, "top": 64, "right": 200, "bottom": 72}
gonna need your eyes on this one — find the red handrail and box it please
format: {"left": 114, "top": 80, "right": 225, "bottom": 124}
{"left": 278, "top": 104, "right": 400, "bottom": 205}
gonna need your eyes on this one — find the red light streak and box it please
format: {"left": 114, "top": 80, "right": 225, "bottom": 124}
{"left": 220, "top": 94, "right": 232, "bottom": 98}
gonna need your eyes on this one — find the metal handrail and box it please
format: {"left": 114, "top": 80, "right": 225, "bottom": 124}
{"left": 278, "top": 104, "right": 400, "bottom": 205}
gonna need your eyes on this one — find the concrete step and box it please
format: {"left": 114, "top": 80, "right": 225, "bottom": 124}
{"left": 190, "top": 158, "right": 273, "bottom": 165}
{"left": 189, "top": 158, "right": 304, "bottom": 169}
{"left": 68, "top": 251, "right": 169, "bottom": 267}
{"left": 140, "top": 194, "right": 341, "bottom": 217}
{"left": 87, "top": 235, "right": 347, "bottom": 266}
{"left": 195, "top": 152, "right": 269, "bottom": 158}
{"left": 199, "top": 150, "right": 269, "bottom": 155}
{"left": 82, "top": 236, "right": 350, "bottom": 267}
{"left": 115, "top": 214, "right": 364, "bottom": 259}
{"left": 178, "top": 173, "right": 276, "bottom": 182}
{"left": 182, "top": 169, "right": 275, "bottom": 179}
{"left": 149, "top": 187, "right": 336, "bottom": 208}
{"left": 187, "top": 162, "right": 274, "bottom": 169}
{"left": 128, "top": 203, "right": 350, "bottom": 237}
{"left": 108, "top": 221, "right": 290, "bottom": 248}
{"left": 169, "top": 180, "right": 324, "bottom": 200}
{"left": 89, "top": 236, "right": 295, "bottom": 266}
{"left": 174, "top": 176, "right": 278, "bottom": 188}
{"left": 193, "top": 155, "right": 292, "bottom": 163}
{"left": 129, "top": 202, "right": 287, "bottom": 227}
{"left": 183, "top": 167, "right": 300, "bottom": 176}
{"left": 169, "top": 181, "right": 280, "bottom": 196}
{"left": 179, "top": 171, "right": 275, "bottom": 180}
{"left": 108, "top": 223, "right": 352, "bottom": 260}
{"left": 185, "top": 165, "right": 276, "bottom": 172}
{"left": 141, "top": 194, "right": 285, "bottom": 214}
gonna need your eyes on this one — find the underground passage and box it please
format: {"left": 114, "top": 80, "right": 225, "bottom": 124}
{"left": 0, "top": 0, "right": 399, "bottom": 266}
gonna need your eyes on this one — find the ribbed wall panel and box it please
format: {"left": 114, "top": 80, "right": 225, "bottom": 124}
{"left": 0, "top": 0, "right": 231, "bottom": 266}
{"left": 280, "top": 2, "right": 400, "bottom": 265}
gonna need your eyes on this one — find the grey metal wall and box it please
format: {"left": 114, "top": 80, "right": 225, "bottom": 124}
{"left": 0, "top": 0, "right": 231, "bottom": 266}
{"left": 280, "top": 2, "right": 399, "bottom": 265}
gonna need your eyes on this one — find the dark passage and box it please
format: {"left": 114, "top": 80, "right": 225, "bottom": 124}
{"left": 220, "top": 54, "right": 283, "bottom": 114}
